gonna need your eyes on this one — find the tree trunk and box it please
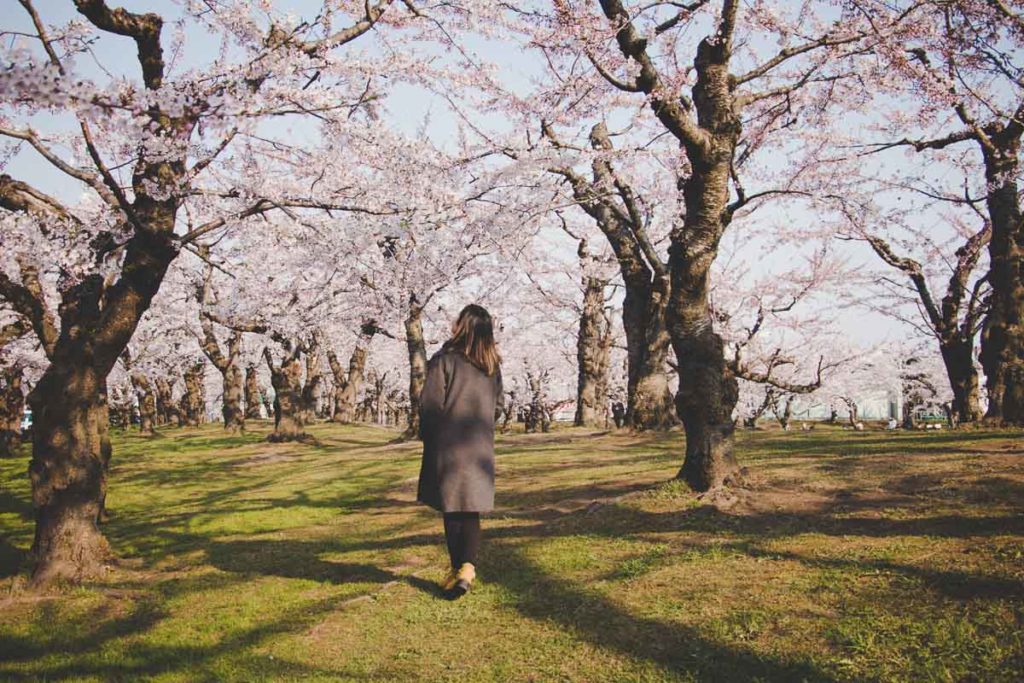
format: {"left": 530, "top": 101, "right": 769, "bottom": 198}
{"left": 4, "top": 5, "right": 196, "bottom": 583}
{"left": 265, "top": 347, "right": 306, "bottom": 442}
{"left": 670, "top": 161, "right": 743, "bottom": 489}
{"left": 222, "top": 363, "right": 244, "bottom": 432}
{"left": 0, "top": 366, "right": 24, "bottom": 457}
{"left": 625, "top": 278, "right": 675, "bottom": 430}
{"left": 775, "top": 394, "right": 793, "bottom": 431}
{"left": 842, "top": 397, "right": 860, "bottom": 426}
{"left": 154, "top": 377, "right": 180, "bottom": 426}
{"left": 328, "top": 335, "right": 371, "bottom": 424}
{"left": 109, "top": 385, "right": 132, "bottom": 430}
{"left": 329, "top": 348, "right": 366, "bottom": 421}
{"left": 244, "top": 365, "right": 262, "bottom": 420}
{"left": 979, "top": 138, "right": 1024, "bottom": 425}
{"left": 129, "top": 371, "right": 157, "bottom": 436}
{"left": 179, "top": 361, "right": 206, "bottom": 427}
{"left": 575, "top": 275, "right": 612, "bottom": 427}
{"left": 299, "top": 338, "right": 323, "bottom": 425}
{"left": 403, "top": 300, "right": 427, "bottom": 439}
{"left": 560, "top": 125, "right": 676, "bottom": 432}
{"left": 199, "top": 319, "right": 245, "bottom": 433}
{"left": 27, "top": 361, "right": 112, "bottom": 585}
{"left": 940, "top": 338, "right": 982, "bottom": 424}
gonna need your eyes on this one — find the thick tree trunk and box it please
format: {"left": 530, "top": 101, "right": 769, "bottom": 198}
{"left": 940, "top": 338, "right": 982, "bottom": 424}
{"left": 244, "top": 365, "right": 262, "bottom": 420}
{"left": 27, "top": 361, "right": 112, "bottom": 585}
{"left": 154, "top": 377, "right": 180, "bottom": 426}
{"left": 403, "top": 301, "right": 427, "bottom": 439}
{"left": 199, "top": 320, "right": 245, "bottom": 432}
{"left": 5, "top": 5, "right": 195, "bottom": 584}
{"left": 329, "top": 343, "right": 369, "bottom": 424}
{"left": 624, "top": 279, "right": 676, "bottom": 430}
{"left": 559, "top": 124, "right": 676, "bottom": 431}
{"left": 179, "top": 361, "right": 206, "bottom": 427}
{"left": 979, "top": 140, "right": 1024, "bottom": 425}
{"left": 0, "top": 366, "right": 24, "bottom": 457}
{"left": 129, "top": 371, "right": 157, "bottom": 435}
{"left": 222, "top": 363, "right": 244, "bottom": 432}
{"left": 670, "top": 107, "right": 743, "bottom": 488}
{"left": 299, "top": 339, "right": 323, "bottom": 425}
{"left": 575, "top": 275, "right": 612, "bottom": 427}
{"left": 265, "top": 347, "right": 306, "bottom": 442}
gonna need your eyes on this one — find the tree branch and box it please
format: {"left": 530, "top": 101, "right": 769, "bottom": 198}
{"left": 598, "top": 0, "right": 711, "bottom": 154}
{"left": 0, "top": 127, "right": 120, "bottom": 208}
{"left": 734, "top": 32, "right": 865, "bottom": 86}
{"left": 73, "top": 0, "right": 164, "bottom": 89}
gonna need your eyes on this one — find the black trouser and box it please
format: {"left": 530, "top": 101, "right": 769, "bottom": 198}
{"left": 443, "top": 512, "right": 481, "bottom": 569}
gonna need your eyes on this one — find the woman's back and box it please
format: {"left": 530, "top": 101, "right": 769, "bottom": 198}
{"left": 418, "top": 349, "right": 503, "bottom": 513}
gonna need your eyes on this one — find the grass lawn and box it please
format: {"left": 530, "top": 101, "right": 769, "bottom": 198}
{"left": 0, "top": 422, "right": 1022, "bottom": 682}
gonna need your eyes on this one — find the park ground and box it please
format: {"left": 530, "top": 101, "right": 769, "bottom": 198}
{"left": 0, "top": 422, "right": 1022, "bottom": 682}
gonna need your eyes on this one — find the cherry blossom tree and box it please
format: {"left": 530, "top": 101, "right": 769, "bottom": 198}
{"left": 488, "top": 0, "right": 913, "bottom": 489}
{"left": 856, "top": 0, "right": 1024, "bottom": 424}
{"left": 0, "top": 0, "right": 440, "bottom": 584}
{"left": 542, "top": 123, "right": 676, "bottom": 430}
{"left": 837, "top": 192, "right": 990, "bottom": 424}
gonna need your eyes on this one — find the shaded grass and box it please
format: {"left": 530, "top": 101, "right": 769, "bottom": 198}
{"left": 0, "top": 421, "right": 1021, "bottom": 681}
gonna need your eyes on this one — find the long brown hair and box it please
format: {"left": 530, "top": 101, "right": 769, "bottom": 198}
{"left": 443, "top": 304, "right": 501, "bottom": 376}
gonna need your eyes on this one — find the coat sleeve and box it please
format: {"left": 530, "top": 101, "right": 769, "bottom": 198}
{"left": 493, "top": 367, "right": 504, "bottom": 422}
{"left": 418, "top": 353, "right": 448, "bottom": 440}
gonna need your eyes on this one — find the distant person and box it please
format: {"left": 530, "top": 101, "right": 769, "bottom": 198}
{"left": 611, "top": 401, "right": 625, "bottom": 428}
{"left": 417, "top": 304, "right": 504, "bottom": 599}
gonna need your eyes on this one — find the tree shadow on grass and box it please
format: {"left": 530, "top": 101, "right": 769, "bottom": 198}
{"left": 743, "top": 545, "right": 1024, "bottom": 601}
{"left": 0, "top": 537, "right": 27, "bottom": 579}
{"left": 748, "top": 429, "right": 1018, "bottom": 459}
{"left": 0, "top": 573, "right": 382, "bottom": 681}
{"left": 204, "top": 537, "right": 397, "bottom": 585}
{"left": 480, "top": 540, "right": 839, "bottom": 682}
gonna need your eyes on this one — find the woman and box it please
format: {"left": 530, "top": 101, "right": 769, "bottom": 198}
{"left": 417, "top": 304, "right": 503, "bottom": 599}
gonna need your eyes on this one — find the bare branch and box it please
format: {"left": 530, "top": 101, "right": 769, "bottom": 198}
{"left": 734, "top": 32, "right": 866, "bottom": 86}
{"left": 0, "top": 127, "right": 120, "bottom": 208}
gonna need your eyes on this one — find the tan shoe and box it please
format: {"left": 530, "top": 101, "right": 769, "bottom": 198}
{"left": 447, "top": 562, "right": 476, "bottom": 599}
{"left": 440, "top": 569, "right": 458, "bottom": 592}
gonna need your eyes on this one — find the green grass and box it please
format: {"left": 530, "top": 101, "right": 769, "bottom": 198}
{"left": 1, "top": 422, "right": 1022, "bottom": 681}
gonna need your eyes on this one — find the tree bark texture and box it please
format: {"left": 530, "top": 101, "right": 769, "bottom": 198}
{"left": 979, "top": 135, "right": 1024, "bottom": 424}
{"left": 575, "top": 275, "right": 612, "bottom": 427}
{"left": 299, "top": 337, "right": 324, "bottom": 425}
{"left": 404, "top": 299, "right": 427, "bottom": 439}
{"left": 129, "top": 371, "right": 157, "bottom": 435}
{"left": 0, "top": 366, "right": 25, "bottom": 457}
{"left": 244, "top": 365, "right": 263, "bottom": 420}
{"left": 329, "top": 345, "right": 368, "bottom": 424}
{"left": 154, "top": 377, "right": 180, "bottom": 426}
{"left": 264, "top": 346, "right": 306, "bottom": 442}
{"left": 600, "top": 0, "right": 745, "bottom": 489}
{"left": 179, "top": 361, "right": 206, "bottom": 427}
{"left": 199, "top": 317, "right": 245, "bottom": 432}
{"left": 549, "top": 122, "right": 675, "bottom": 431}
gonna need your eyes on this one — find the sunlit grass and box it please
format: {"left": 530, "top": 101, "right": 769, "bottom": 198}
{"left": 1, "top": 421, "right": 1022, "bottom": 681}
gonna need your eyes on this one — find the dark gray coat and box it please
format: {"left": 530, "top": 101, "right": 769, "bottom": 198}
{"left": 416, "top": 349, "right": 503, "bottom": 513}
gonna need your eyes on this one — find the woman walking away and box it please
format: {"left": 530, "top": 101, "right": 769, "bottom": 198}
{"left": 417, "top": 304, "right": 503, "bottom": 599}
